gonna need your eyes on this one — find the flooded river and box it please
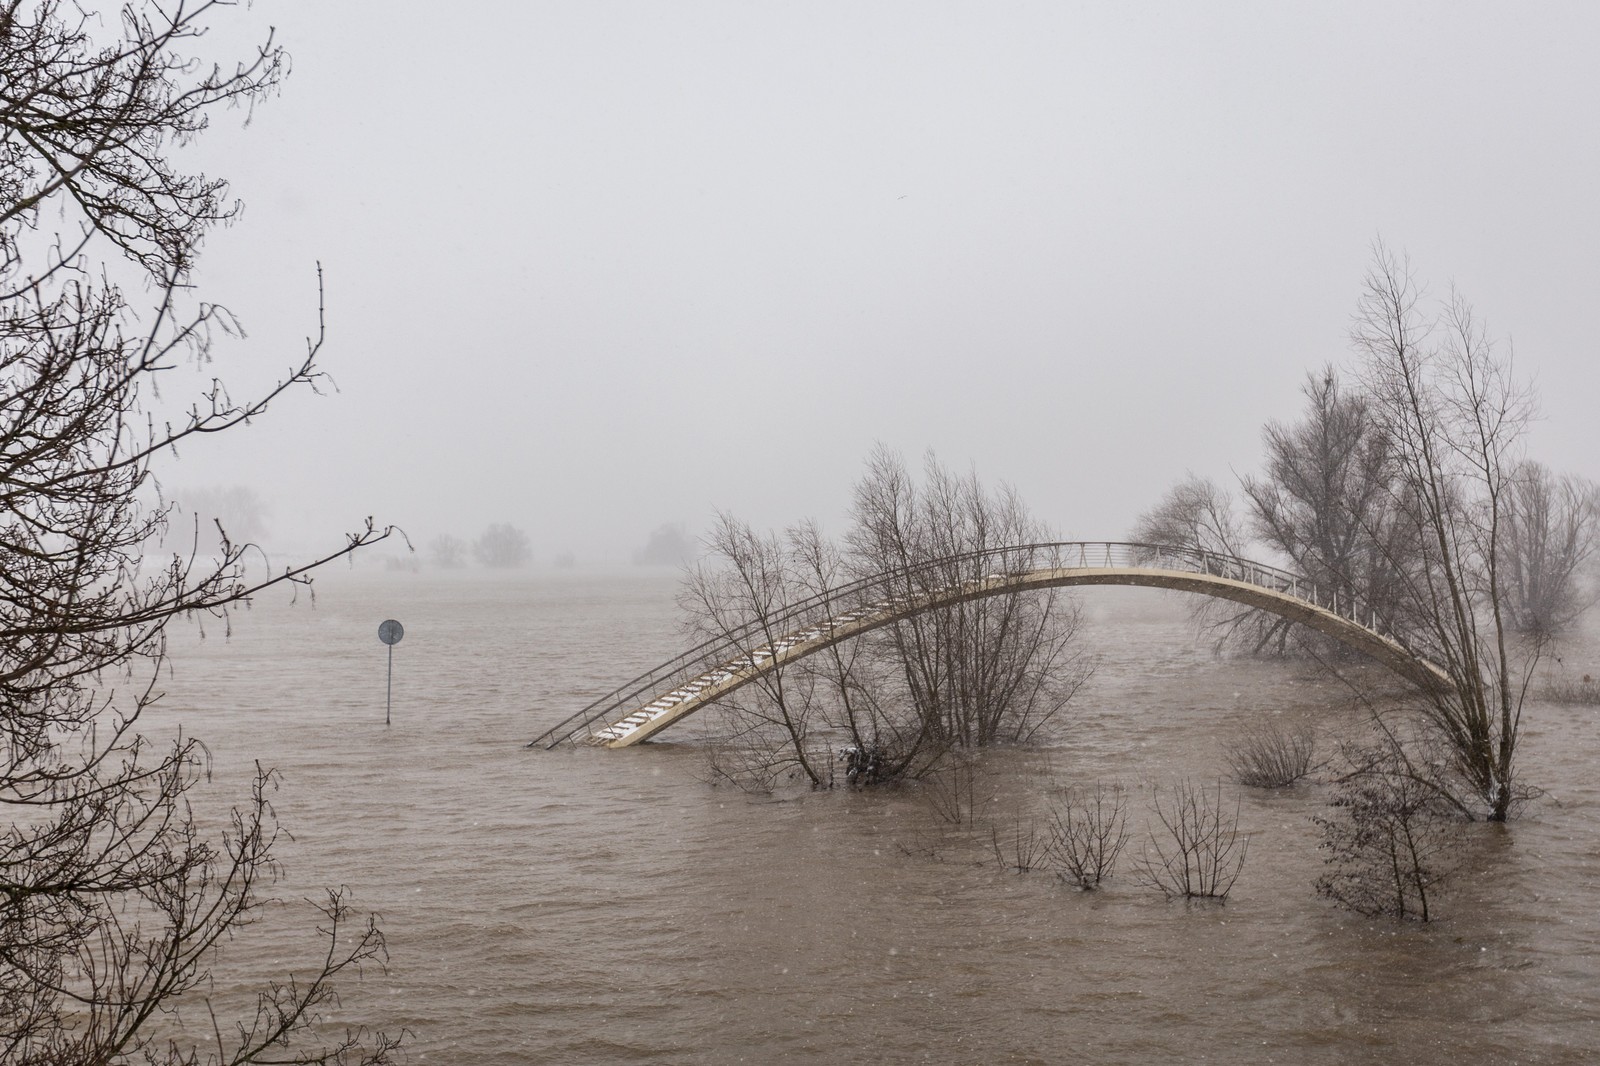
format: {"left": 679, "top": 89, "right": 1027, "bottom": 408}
{"left": 151, "top": 570, "right": 1600, "bottom": 1064}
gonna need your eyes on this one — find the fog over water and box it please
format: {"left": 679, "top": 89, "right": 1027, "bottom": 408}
{"left": 152, "top": 572, "right": 1600, "bottom": 1064}
{"left": 105, "top": 5, "right": 1600, "bottom": 1060}
{"left": 161, "top": 2, "right": 1599, "bottom": 562}
{"left": 15, "top": 2, "right": 1600, "bottom": 1063}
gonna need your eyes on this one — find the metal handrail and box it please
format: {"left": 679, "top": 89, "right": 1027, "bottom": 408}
{"left": 526, "top": 540, "right": 1414, "bottom": 749}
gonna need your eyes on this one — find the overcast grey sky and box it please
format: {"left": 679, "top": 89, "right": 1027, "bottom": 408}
{"left": 170, "top": 1, "right": 1600, "bottom": 564}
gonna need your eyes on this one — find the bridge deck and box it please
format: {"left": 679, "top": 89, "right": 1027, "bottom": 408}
{"left": 528, "top": 543, "right": 1447, "bottom": 750}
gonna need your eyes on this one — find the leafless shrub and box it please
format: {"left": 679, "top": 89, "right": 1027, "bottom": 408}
{"left": 701, "top": 736, "right": 782, "bottom": 794}
{"left": 1540, "top": 673, "right": 1600, "bottom": 705}
{"left": 1133, "top": 780, "right": 1249, "bottom": 901}
{"left": 1315, "top": 742, "right": 1461, "bottom": 921}
{"left": 1226, "top": 717, "right": 1317, "bottom": 788}
{"left": 989, "top": 817, "right": 1051, "bottom": 874}
{"left": 922, "top": 752, "right": 980, "bottom": 826}
{"left": 1045, "top": 782, "right": 1130, "bottom": 889}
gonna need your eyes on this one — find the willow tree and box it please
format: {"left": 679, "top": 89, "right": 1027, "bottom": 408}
{"left": 2, "top": 3, "right": 401, "bottom": 1062}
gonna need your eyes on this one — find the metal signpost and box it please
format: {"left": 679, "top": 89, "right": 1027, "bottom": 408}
{"left": 378, "top": 619, "right": 404, "bottom": 726}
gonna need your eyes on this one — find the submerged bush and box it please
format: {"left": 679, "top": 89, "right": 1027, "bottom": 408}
{"left": 1045, "top": 782, "right": 1130, "bottom": 890}
{"left": 1540, "top": 673, "right": 1600, "bottom": 706}
{"left": 1132, "top": 780, "right": 1249, "bottom": 901}
{"left": 1227, "top": 717, "right": 1317, "bottom": 788}
{"left": 1314, "top": 744, "right": 1460, "bottom": 922}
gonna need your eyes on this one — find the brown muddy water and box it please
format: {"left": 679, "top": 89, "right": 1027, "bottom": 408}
{"left": 149, "top": 570, "right": 1600, "bottom": 1064}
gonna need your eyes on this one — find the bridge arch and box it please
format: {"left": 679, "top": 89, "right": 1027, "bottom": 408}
{"left": 529, "top": 542, "right": 1448, "bottom": 749}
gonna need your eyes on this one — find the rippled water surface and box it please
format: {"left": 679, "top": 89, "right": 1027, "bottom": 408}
{"left": 150, "top": 570, "right": 1600, "bottom": 1064}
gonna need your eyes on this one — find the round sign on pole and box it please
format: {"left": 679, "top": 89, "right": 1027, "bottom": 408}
{"left": 378, "top": 619, "right": 404, "bottom": 727}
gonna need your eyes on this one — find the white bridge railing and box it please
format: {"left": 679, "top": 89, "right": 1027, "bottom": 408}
{"left": 527, "top": 541, "right": 1414, "bottom": 749}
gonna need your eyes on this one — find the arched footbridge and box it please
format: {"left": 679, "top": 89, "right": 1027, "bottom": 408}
{"left": 528, "top": 541, "right": 1449, "bottom": 750}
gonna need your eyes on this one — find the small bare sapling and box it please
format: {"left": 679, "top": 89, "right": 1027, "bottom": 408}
{"left": 1133, "top": 779, "right": 1250, "bottom": 901}
{"left": 1045, "top": 782, "right": 1130, "bottom": 889}
{"left": 1227, "top": 716, "right": 1317, "bottom": 788}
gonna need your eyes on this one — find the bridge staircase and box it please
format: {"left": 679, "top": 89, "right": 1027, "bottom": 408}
{"left": 527, "top": 541, "right": 1440, "bottom": 750}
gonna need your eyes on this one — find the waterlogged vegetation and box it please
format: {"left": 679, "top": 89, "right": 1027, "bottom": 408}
{"left": 7, "top": 0, "right": 1597, "bottom": 1060}
{"left": 679, "top": 250, "right": 1599, "bottom": 923}
{"left": 682, "top": 447, "right": 1091, "bottom": 791}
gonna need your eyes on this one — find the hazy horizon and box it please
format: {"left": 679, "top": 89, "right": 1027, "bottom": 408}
{"left": 154, "top": 2, "right": 1600, "bottom": 567}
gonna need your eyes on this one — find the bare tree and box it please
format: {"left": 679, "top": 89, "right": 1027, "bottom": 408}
{"left": 1498, "top": 460, "right": 1600, "bottom": 640}
{"left": 848, "top": 447, "right": 1092, "bottom": 752}
{"left": 1352, "top": 244, "right": 1538, "bottom": 821}
{"left": 176, "top": 484, "right": 273, "bottom": 548}
{"left": 1045, "top": 782, "right": 1130, "bottom": 889}
{"left": 1315, "top": 739, "right": 1459, "bottom": 921}
{"left": 679, "top": 513, "right": 828, "bottom": 788}
{"left": 429, "top": 533, "right": 468, "bottom": 568}
{"left": 1241, "top": 367, "right": 1423, "bottom": 650}
{"left": 1130, "top": 473, "right": 1246, "bottom": 557}
{"left": 473, "top": 522, "right": 531, "bottom": 568}
{"left": 1, "top": 3, "right": 402, "bottom": 1062}
{"left": 1132, "top": 780, "right": 1249, "bottom": 901}
{"left": 1130, "top": 473, "right": 1277, "bottom": 647}
{"left": 677, "top": 450, "right": 1092, "bottom": 790}
{"left": 633, "top": 522, "right": 696, "bottom": 567}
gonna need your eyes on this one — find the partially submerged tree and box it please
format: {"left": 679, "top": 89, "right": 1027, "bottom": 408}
{"left": 2, "top": 3, "right": 401, "bottom": 1061}
{"left": 849, "top": 447, "right": 1091, "bottom": 753}
{"left": 680, "top": 449, "right": 1092, "bottom": 790}
{"left": 1241, "top": 367, "right": 1423, "bottom": 648}
{"left": 1138, "top": 373, "right": 1426, "bottom": 657}
{"left": 1315, "top": 739, "right": 1459, "bottom": 921}
{"left": 1133, "top": 247, "right": 1579, "bottom": 824}
{"left": 1352, "top": 245, "right": 1537, "bottom": 821}
{"left": 679, "top": 513, "right": 830, "bottom": 788}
